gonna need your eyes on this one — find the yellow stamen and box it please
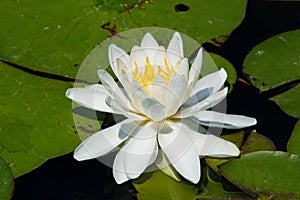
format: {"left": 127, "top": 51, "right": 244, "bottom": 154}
{"left": 132, "top": 56, "right": 176, "bottom": 90}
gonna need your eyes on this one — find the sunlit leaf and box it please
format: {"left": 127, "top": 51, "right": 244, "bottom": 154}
{"left": 240, "top": 131, "right": 276, "bottom": 154}
{"left": 219, "top": 151, "right": 300, "bottom": 200}
{"left": 244, "top": 30, "right": 300, "bottom": 118}
{"left": 0, "top": 61, "right": 80, "bottom": 177}
{"left": 1, "top": 0, "right": 246, "bottom": 77}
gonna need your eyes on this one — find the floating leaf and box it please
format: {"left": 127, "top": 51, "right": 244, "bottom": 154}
{"left": 1, "top": 0, "right": 246, "bottom": 77}
{"left": 240, "top": 131, "right": 276, "bottom": 154}
{"left": 0, "top": 61, "right": 80, "bottom": 177}
{"left": 133, "top": 165, "right": 249, "bottom": 200}
{"left": 219, "top": 151, "right": 300, "bottom": 199}
{"left": 128, "top": 0, "right": 247, "bottom": 44}
{"left": 0, "top": 156, "right": 13, "bottom": 200}
{"left": 133, "top": 170, "right": 198, "bottom": 200}
{"left": 287, "top": 120, "right": 300, "bottom": 154}
{"left": 244, "top": 30, "right": 300, "bottom": 118}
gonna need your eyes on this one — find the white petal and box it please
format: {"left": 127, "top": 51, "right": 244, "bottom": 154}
{"left": 130, "top": 80, "right": 167, "bottom": 121}
{"left": 193, "top": 110, "right": 257, "bottom": 129}
{"left": 165, "top": 74, "right": 188, "bottom": 116}
{"left": 177, "top": 58, "right": 189, "bottom": 80}
{"left": 199, "top": 135, "right": 240, "bottom": 157}
{"left": 175, "top": 87, "right": 228, "bottom": 118}
{"left": 130, "top": 45, "right": 147, "bottom": 70}
{"left": 193, "top": 68, "right": 227, "bottom": 94}
{"left": 113, "top": 150, "right": 130, "bottom": 184}
{"left": 140, "top": 33, "right": 159, "bottom": 63}
{"left": 183, "top": 87, "right": 212, "bottom": 107}
{"left": 141, "top": 33, "right": 159, "bottom": 48}
{"left": 150, "top": 74, "right": 187, "bottom": 117}
{"left": 108, "top": 44, "right": 130, "bottom": 78}
{"left": 85, "top": 84, "right": 111, "bottom": 95}
{"left": 181, "top": 119, "right": 240, "bottom": 157}
{"left": 158, "top": 121, "right": 200, "bottom": 184}
{"left": 153, "top": 46, "right": 167, "bottom": 66}
{"left": 122, "top": 122, "right": 158, "bottom": 179}
{"left": 188, "top": 47, "right": 203, "bottom": 86}
{"left": 167, "top": 32, "right": 184, "bottom": 66}
{"left": 97, "top": 70, "right": 137, "bottom": 114}
{"left": 66, "top": 86, "right": 113, "bottom": 113}
{"left": 105, "top": 96, "right": 147, "bottom": 121}
{"left": 74, "top": 119, "right": 140, "bottom": 161}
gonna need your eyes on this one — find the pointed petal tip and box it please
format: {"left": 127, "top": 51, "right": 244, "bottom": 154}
{"left": 219, "top": 67, "right": 227, "bottom": 74}
{"left": 65, "top": 88, "right": 72, "bottom": 98}
{"left": 113, "top": 169, "right": 130, "bottom": 184}
{"left": 141, "top": 32, "right": 159, "bottom": 48}
{"left": 73, "top": 148, "right": 93, "bottom": 161}
{"left": 108, "top": 43, "right": 117, "bottom": 50}
{"left": 97, "top": 69, "right": 107, "bottom": 77}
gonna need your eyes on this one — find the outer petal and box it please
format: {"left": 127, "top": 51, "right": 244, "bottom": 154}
{"left": 98, "top": 70, "right": 139, "bottom": 117}
{"left": 193, "top": 68, "right": 227, "bottom": 94}
{"left": 193, "top": 110, "right": 257, "bottom": 129}
{"left": 199, "top": 134, "right": 240, "bottom": 157}
{"left": 175, "top": 87, "right": 228, "bottom": 118}
{"left": 158, "top": 121, "right": 200, "bottom": 184}
{"left": 183, "top": 68, "right": 227, "bottom": 107}
{"left": 167, "top": 32, "right": 184, "bottom": 66}
{"left": 188, "top": 47, "right": 203, "bottom": 86}
{"left": 108, "top": 44, "right": 130, "bottom": 80}
{"left": 113, "top": 150, "right": 130, "bottom": 184}
{"left": 66, "top": 85, "right": 113, "bottom": 113}
{"left": 74, "top": 119, "right": 140, "bottom": 161}
{"left": 182, "top": 87, "right": 213, "bottom": 107}
{"left": 122, "top": 122, "right": 158, "bottom": 179}
{"left": 181, "top": 119, "right": 240, "bottom": 157}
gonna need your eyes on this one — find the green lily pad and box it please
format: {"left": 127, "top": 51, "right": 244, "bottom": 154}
{"left": 240, "top": 131, "right": 276, "bottom": 154}
{"left": 1, "top": 0, "right": 246, "bottom": 77}
{"left": 0, "top": 61, "right": 80, "bottom": 177}
{"left": 287, "top": 120, "right": 300, "bottom": 154}
{"left": 129, "top": 0, "right": 247, "bottom": 44}
{"left": 244, "top": 30, "right": 300, "bottom": 118}
{"left": 219, "top": 151, "right": 300, "bottom": 199}
{"left": 133, "top": 170, "right": 198, "bottom": 200}
{"left": 133, "top": 165, "right": 249, "bottom": 200}
{"left": 0, "top": 156, "right": 13, "bottom": 200}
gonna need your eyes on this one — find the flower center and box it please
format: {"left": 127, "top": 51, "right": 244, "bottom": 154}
{"left": 132, "top": 56, "right": 176, "bottom": 89}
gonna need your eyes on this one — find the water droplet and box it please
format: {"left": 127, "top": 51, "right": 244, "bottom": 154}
{"left": 255, "top": 50, "right": 264, "bottom": 56}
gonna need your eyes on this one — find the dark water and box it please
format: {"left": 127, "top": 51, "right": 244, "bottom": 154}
{"left": 12, "top": 0, "right": 300, "bottom": 199}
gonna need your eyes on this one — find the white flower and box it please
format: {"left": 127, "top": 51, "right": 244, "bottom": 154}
{"left": 66, "top": 32, "right": 256, "bottom": 184}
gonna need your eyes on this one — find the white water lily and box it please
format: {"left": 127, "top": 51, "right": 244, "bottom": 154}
{"left": 66, "top": 32, "right": 256, "bottom": 184}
